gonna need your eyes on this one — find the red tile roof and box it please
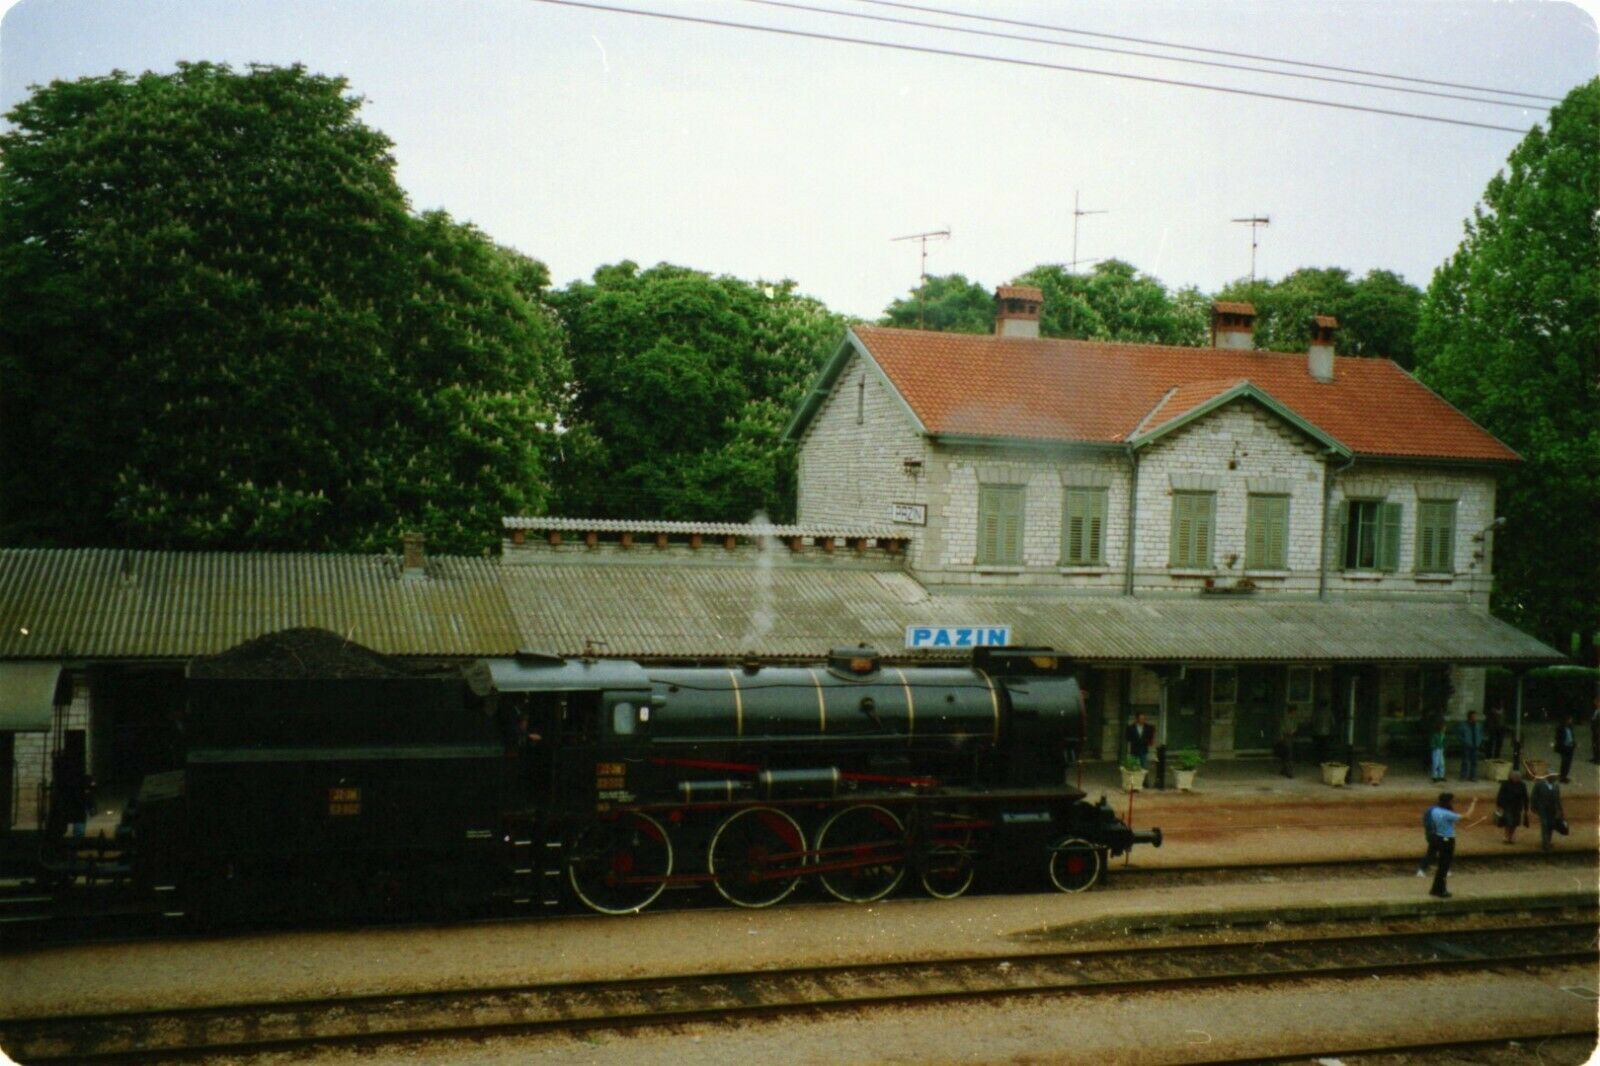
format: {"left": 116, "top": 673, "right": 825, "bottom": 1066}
{"left": 1212, "top": 300, "right": 1256, "bottom": 316}
{"left": 1313, "top": 314, "right": 1339, "bottom": 329}
{"left": 850, "top": 325, "right": 1517, "bottom": 463}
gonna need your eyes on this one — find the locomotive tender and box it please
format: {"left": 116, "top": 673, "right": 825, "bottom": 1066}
{"left": 33, "top": 629, "right": 1159, "bottom": 924}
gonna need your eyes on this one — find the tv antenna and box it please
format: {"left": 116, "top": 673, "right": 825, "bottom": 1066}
{"left": 1071, "top": 191, "right": 1108, "bottom": 273}
{"left": 892, "top": 227, "right": 951, "bottom": 328}
{"left": 1232, "top": 215, "right": 1271, "bottom": 283}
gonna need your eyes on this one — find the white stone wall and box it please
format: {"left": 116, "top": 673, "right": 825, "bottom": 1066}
{"left": 1326, "top": 463, "right": 1497, "bottom": 606}
{"left": 922, "top": 447, "right": 1131, "bottom": 588}
{"left": 1133, "top": 400, "right": 1327, "bottom": 594}
{"left": 795, "top": 350, "right": 930, "bottom": 561}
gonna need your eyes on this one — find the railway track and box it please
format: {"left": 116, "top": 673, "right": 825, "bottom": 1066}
{"left": 5, "top": 912, "right": 1594, "bottom": 1063}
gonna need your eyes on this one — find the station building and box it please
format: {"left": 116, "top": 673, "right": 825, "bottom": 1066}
{"left": 0, "top": 296, "right": 1566, "bottom": 830}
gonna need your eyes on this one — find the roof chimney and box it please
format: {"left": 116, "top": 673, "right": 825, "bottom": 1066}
{"left": 994, "top": 285, "right": 1043, "bottom": 339}
{"left": 1211, "top": 301, "right": 1256, "bottom": 349}
{"left": 400, "top": 532, "right": 427, "bottom": 578}
{"left": 1308, "top": 315, "right": 1337, "bottom": 383}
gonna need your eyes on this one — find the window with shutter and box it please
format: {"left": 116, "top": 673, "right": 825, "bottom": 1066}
{"left": 1415, "top": 499, "right": 1456, "bottom": 573}
{"left": 1246, "top": 494, "right": 1289, "bottom": 570}
{"left": 1341, "top": 499, "right": 1398, "bottom": 571}
{"left": 1170, "top": 491, "right": 1215, "bottom": 568}
{"left": 1061, "top": 488, "right": 1107, "bottom": 565}
{"left": 977, "top": 484, "right": 1025, "bottom": 565}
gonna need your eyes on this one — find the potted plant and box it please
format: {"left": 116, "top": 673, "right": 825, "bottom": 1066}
{"left": 1171, "top": 749, "right": 1203, "bottom": 791}
{"left": 1321, "top": 761, "right": 1350, "bottom": 787}
{"left": 1119, "top": 754, "right": 1147, "bottom": 792}
{"left": 1485, "top": 758, "right": 1513, "bottom": 782}
{"left": 1358, "top": 760, "right": 1387, "bottom": 785}
{"left": 1522, "top": 757, "right": 1549, "bottom": 780}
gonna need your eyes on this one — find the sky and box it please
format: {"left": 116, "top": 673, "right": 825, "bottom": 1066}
{"left": 0, "top": 0, "right": 1594, "bottom": 319}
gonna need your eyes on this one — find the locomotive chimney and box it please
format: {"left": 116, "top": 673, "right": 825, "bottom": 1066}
{"left": 993, "top": 285, "right": 1044, "bottom": 339}
{"left": 1210, "top": 301, "right": 1256, "bottom": 350}
{"left": 400, "top": 532, "right": 427, "bottom": 577}
{"left": 1308, "top": 314, "right": 1337, "bottom": 383}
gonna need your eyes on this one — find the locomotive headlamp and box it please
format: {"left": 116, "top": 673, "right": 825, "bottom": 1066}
{"left": 1029, "top": 655, "right": 1059, "bottom": 671}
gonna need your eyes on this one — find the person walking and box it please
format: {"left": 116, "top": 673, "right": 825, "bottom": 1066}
{"left": 1485, "top": 703, "right": 1506, "bottom": 760}
{"left": 1458, "top": 711, "right": 1483, "bottom": 782}
{"left": 1125, "top": 713, "right": 1154, "bottom": 770}
{"left": 1428, "top": 720, "right": 1447, "bottom": 783}
{"left": 1553, "top": 714, "right": 1577, "bottom": 783}
{"left": 1425, "top": 792, "right": 1476, "bottom": 899}
{"left": 1530, "top": 772, "right": 1565, "bottom": 852}
{"left": 1276, "top": 710, "right": 1299, "bottom": 778}
{"left": 1495, "top": 769, "right": 1529, "bottom": 845}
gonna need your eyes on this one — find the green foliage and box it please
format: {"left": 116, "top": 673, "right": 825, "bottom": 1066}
{"left": 1171, "top": 748, "right": 1203, "bottom": 771}
{"left": 1415, "top": 79, "right": 1600, "bottom": 650}
{"left": 1120, "top": 754, "right": 1145, "bottom": 773}
{"left": 1215, "top": 267, "right": 1423, "bottom": 368}
{"left": 880, "top": 273, "right": 993, "bottom": 333}
{"left": 551, "top": 263, "right": 848, "bottom": 521}
{"left": 1013, "top": 260, "right": 1209, "bottom": 346}
{"left": 0, "top": 63, "right": 568, "bottom": 554}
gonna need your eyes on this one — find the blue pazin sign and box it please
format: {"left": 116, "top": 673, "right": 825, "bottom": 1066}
{"left": 904, "top": 625, "right": 1011, "bottom": 650}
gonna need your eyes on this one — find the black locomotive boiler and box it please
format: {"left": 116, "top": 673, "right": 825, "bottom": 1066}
{"left": 39, "top": 629, "right": 1158, "bottom": 925}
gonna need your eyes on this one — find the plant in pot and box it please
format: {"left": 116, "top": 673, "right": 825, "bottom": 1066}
{"left": 1119, "top": 754, "right": 1147, "bottom": 792}
{"left": 1320, "top": 761, "right": 1350, "bottom": 787}
{"left": 1171, "top": 749, "right": 1203, "bottom": 791}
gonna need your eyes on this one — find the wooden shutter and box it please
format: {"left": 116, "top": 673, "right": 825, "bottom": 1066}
{"left": 1085, "top": 489, "right": 1105, "bottom": 564}
{"left": 1196, "top": 493, "right": 1214, "bottom": 566}
{"left": 979, "top": 485, "right": 1023, "bottom": 565}
{"left": 1335, "top": 500, "right": 1349, "bottom": 570}
{"left": 1170, "top": 494, "right": 1192, "bottom": 567}
{"left": 1416, "top": 500, "right": 1456, "bottom": 573}
{"left": 1378, "top": 501, "right": 1402, "bottom": 572}
{"left": 1063, "top": 488, "right": 1106, "bottom": 564}
{"left": 1171, "top": 492, "right": 1213, "bottom": 568}
{"left": 1248, "top": 495, "right": 1288, "bottom": 569}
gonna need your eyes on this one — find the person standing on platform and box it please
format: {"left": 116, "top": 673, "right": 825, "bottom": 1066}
{"left": 1589, "top": 696, "right": 1599, "bottom": 765}
{"left": 1553, "top": 714, "right": 1577, "bottom": 783}
{"left": 1425, "top": 792, "right": 1476, "bottom": 899}
{"left": 1458, "top": 711, "right": 1483, "bottom": 782}
{"left": 1276, "top": 710, "right": 1299, "bottom": 778}
{"left": 1312, "top": 699, "right": 1333, "bottom": 766}
{"left": 1495, "top": 769, "right": 1529, "bottom": 845}
{"left": 1125, "top": 712, "right": 1154, "bottom": 770}
{"left": 1531, "top": 772, "right": 1565, "bottom": 852}
{"left": 1485, "top": 703, "right": 1506, "bottom": 760}
{"left": 1428, "top": 720, "right": 1448, "bottom": 783}
{"left": 1417, "top": 800, "right": 1441, "bottom": 878}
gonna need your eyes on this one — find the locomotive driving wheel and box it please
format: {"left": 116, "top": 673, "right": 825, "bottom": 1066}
{"left": 815, "top": 804, "right": 907, "bottom": 903}
{"left": 1047, "top": 836, "right": 1103, "bottom": 893}
{"left": 709, "top": 807, "right": 807, "bottom": 908}
{"left": 919, "top": 819, "right": 978, "bottom": 900}
{"left": 566, "top": 811, "right": 673, "bottom": 915}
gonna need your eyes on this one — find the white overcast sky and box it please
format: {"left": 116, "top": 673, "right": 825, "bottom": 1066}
{"left": 1, "top": 0, "right": 1595, "bottom": 319}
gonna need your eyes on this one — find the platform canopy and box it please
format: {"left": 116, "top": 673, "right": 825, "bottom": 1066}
{"left": 499, "top": 560, "right": 1564, "bottom": 666}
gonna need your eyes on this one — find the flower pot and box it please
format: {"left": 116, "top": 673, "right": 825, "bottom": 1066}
{"left": 1485, "top": 758, "right": 1512, "bottom": 782}
{"left": 1358, "top": 761, "right": 1387, "bottom": 786}
{"left": 1119, "top": 767, "right": 1147, "bottom": 792}
{"left": 1522, "top": 758, "right": 1548, "bottom": 780}
{"left": 1321, "top": 762, "right": 1349, "bottom": 787}
{"left": 1174, "top": 768, "right": 1197, "bottom": 792}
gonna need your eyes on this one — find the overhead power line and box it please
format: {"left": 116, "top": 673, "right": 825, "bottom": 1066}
{"left": 528, "top": 0, "right": 1533, "bottom": 134}
{"left": 847, "top": 0, "right": 1563, "bottom": 104}
{"left": 734, "top": 0, "right": 1544, "bottom": 111}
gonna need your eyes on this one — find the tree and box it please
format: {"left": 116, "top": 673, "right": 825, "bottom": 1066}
{"left": 1013, "top": 260, "right": 1208, "bottom": 346}
{"left": 1415, "top": 79, "right": 1599, "bottom": 651}
{"left": 0, "top": 63, "right": 567, "bottom": 554}
{"left": 551, "top": 263, "right": 847, "bottom": 522}
{"left": 1215, "top": 267, "right": 1422, "bottom": 367}
{"left": 880, "top": 274, "right": 993, "bottom": 333}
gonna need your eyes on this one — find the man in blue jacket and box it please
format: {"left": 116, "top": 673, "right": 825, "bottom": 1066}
{"left": 1426, "top": 792, "right": 1477, "bottom": 899}
{"left": 1458, "top": 711, "right": 1483, "bottom": 782}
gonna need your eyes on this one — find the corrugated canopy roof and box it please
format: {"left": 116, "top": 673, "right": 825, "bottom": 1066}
{"left": 0, "top": 549, "right": 520, "bottom": 659}
{"left": 500, "top": 560, "right": 1561, "bottom": 665}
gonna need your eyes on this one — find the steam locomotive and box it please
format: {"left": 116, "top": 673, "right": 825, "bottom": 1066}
{"left": 23, "top": 629, "right": 1159, "bottom": 925}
